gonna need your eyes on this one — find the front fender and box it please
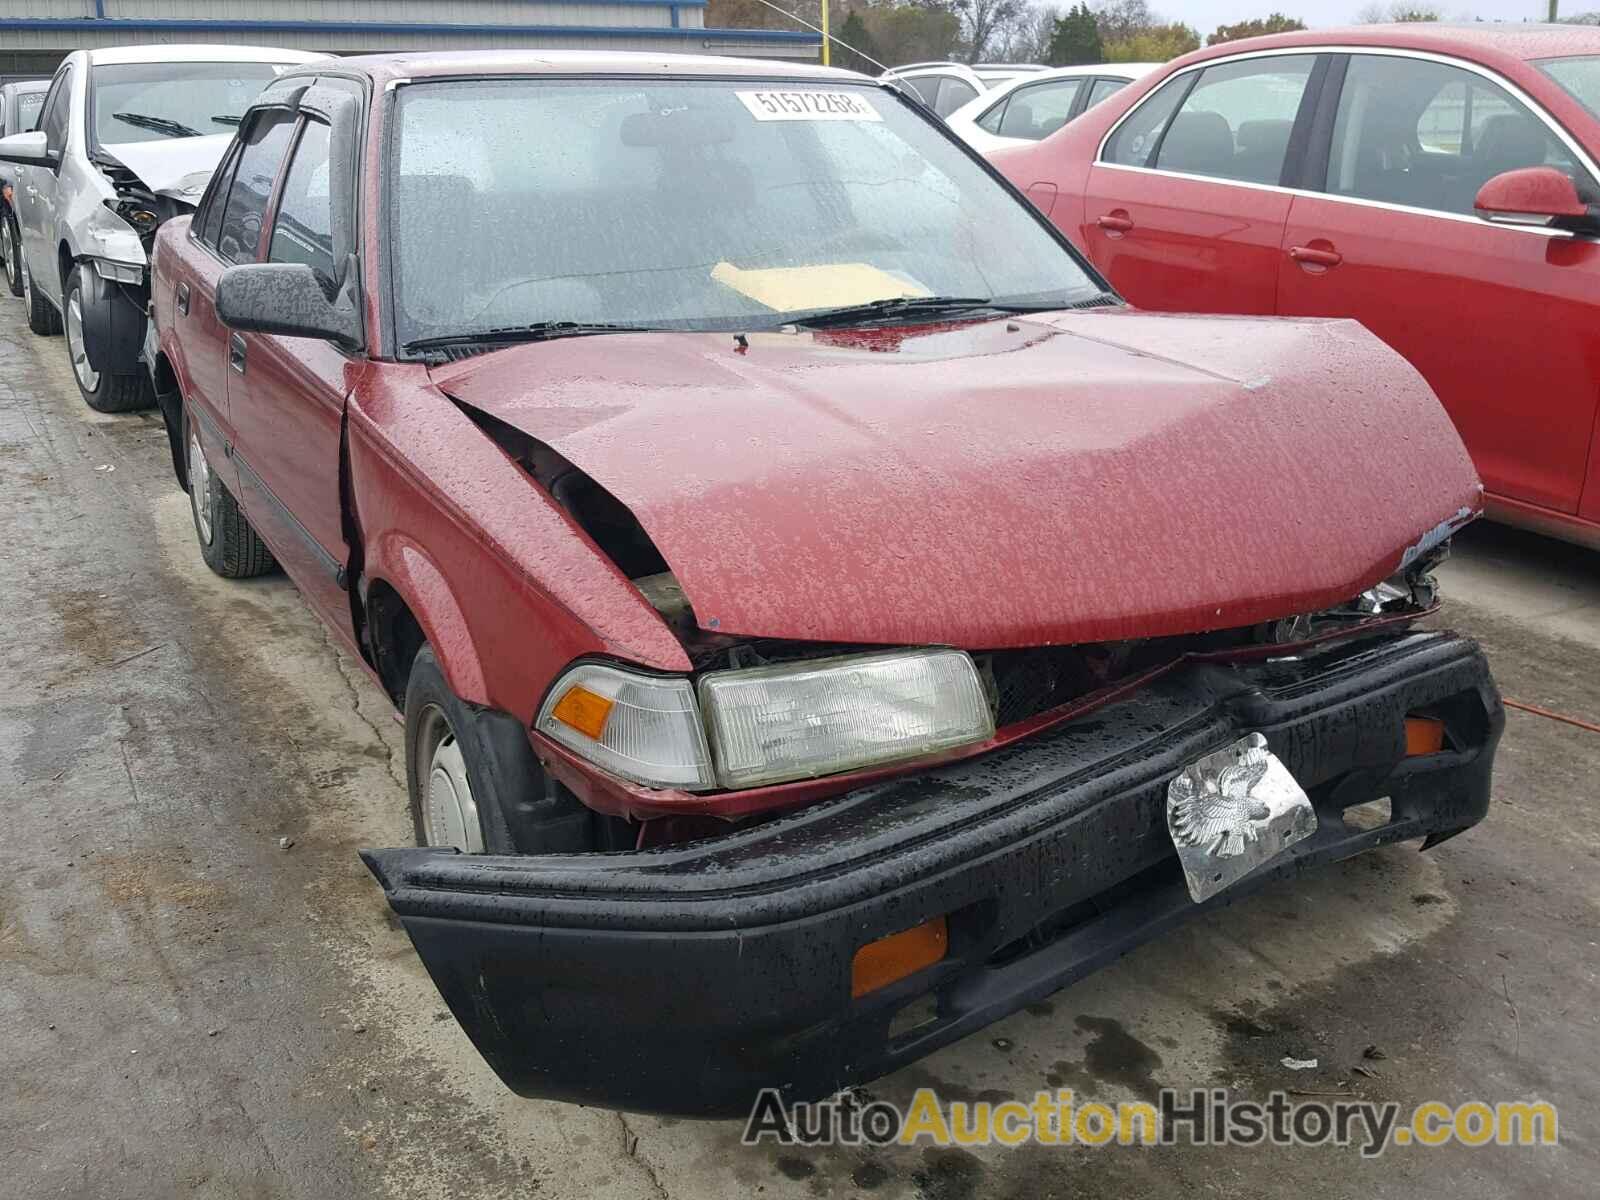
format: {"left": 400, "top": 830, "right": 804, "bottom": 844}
{"left": 364, "top": 532, "right": 489, "bottom": 707}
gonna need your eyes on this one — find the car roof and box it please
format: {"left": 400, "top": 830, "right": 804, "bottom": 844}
{"left": 83, "top": 44, "right": 329, "bottom": 67}
{"left": 298, "top": 49, "right": 868, "bottom": 87}
{"left": 1180, "top": 23, "right": 1600, "bottom": 69}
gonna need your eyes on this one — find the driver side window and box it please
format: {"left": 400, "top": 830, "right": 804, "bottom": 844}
{"left": 216, "top": 110, "right": 295, "bottom": 264}
{"left": 40, "top": 68, "right": 71, "bottom": 158}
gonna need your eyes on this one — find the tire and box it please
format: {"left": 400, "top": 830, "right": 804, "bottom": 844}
{"left": 65, "top": 265, "right": 151, "bottom": 412}
{"left": 185, "top": 405, "right": 277, "bottom": 579}
{"left": 20, "top": 247, "right": 60, "bottom": 336}
{"left": 1, "top": 209, "right": 22, "bottom": 298}
{"left": 404, "top": 645, "right": 595, "bottom": 855}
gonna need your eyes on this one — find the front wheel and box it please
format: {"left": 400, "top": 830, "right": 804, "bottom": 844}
{"left": 65, "top": 265, "right": 150, "bottom": 412}
{"left": 1, "top": 209, "right": 22, "bottom": 298}
{"left": 403, "top": 645, "right": 597, "bottom": 855}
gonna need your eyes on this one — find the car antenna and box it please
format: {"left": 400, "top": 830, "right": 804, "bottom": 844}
{"left": 742, "top": 0, "right": 894, "bottom": 77}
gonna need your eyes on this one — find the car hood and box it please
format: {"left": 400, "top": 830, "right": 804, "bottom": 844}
{"left": 432, "top": 309, "right": 1482, "bottom": 649}
{"left": 99, "top": 133, "right": 232, "bottom": 203}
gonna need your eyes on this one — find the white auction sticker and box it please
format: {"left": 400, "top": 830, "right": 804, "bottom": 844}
{"left": 736, "top": 90, "right": 882, "bottom": 122}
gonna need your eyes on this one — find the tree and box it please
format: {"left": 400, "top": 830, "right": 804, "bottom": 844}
{"left": 861, "top": 2, "right": 963, "bottom": 65}
{"left": 1356, "top": 2, "right": 1441, "bottom": 19}
{"left": 1104, "top": 21, "right": 1200, "bottom": 61}
{"left": 834, "top": 10, "right": 886, "bottom": 71}
{"left": 1048, "top": 3, "right": 1104, "bottom": 65}
{"left": 993, "top": 4, "right": 1062, "bottom": 63}
{"left": 953, "top": 0, "right": 1030, "bottom": 63}
{"left": 1207, "top": 13, "right": 1305, "bottom": 45}
{"left": 1092, "top": 0, "right": 1155, "bottom": 42}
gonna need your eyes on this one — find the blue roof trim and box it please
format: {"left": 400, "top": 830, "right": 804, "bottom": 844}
{"left": 0, "top": 16, "right": 821, "bottom": 43}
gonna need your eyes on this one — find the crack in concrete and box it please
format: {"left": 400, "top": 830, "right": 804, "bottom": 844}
{"left": 616, "top": 1112, "right": 669, "bottom": 1200}
{"left": 319, "top": 624, "right": 407, "bottom": 794}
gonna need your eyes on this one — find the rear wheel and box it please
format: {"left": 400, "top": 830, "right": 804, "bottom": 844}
{"left": 20, "top": 248, "right": 60, "bottom": 336}
{"left": 1, "top": 210, "right": 22, "bottom": 298}
{"left": 186, "top": 408, "right": 277, "bottom": 579}
{"left": 65, "top": 265, "right": 150, "bottom": 412}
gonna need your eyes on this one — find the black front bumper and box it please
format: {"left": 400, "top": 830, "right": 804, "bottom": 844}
{"left": 363, "top": 629, "right": 1501, "bottom": 1118}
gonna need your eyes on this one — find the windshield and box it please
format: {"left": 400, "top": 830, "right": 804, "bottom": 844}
{"left": 1539, "top": 55, "right": 1600, "bottom": 122}
{"left": 388, "top": 78, "right": 1102, "bottom": 349}
{"left": 90, "top": 62, "right": 286, "bottom": 146}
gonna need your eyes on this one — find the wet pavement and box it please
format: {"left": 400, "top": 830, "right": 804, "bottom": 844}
{"left": 1, "top": 295, "right": 1595, "bottom": 1198}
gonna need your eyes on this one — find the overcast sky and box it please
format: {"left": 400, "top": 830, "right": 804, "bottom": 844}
{"left": 1161, "top": 0, "right": 1577, "bottom": 36}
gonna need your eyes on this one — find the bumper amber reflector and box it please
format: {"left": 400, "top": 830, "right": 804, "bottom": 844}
{"left": 1405, "top": 716, "right": 1446, "bottom": 756}
{"left": 550, "top": 685, "right": 615, "bottom": 740}
{"left": 851, "top": 916, "right": 948, "bottom": 999}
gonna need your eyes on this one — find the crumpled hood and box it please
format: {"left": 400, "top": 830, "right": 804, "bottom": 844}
{"left": 100, "top": 133, "right": 232, "bottom": 204}
{"left": 432, "top": 309, "right": 1482, "bottom": 648}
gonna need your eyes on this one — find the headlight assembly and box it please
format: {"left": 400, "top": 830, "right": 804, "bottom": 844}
{"left": 537, "top": 648, "right": 995, "bottom": 792}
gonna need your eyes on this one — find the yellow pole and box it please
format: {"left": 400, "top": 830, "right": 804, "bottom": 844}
{"left": 821, "top": 0, "right": 830, "bottom": 66}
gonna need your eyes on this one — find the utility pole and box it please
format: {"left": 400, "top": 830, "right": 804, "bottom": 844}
{"left": 822, "top": 0, "right": 831, "bottom": 65}
{"left": 1549, "top": 0, "right": 1558, "bottom": 21}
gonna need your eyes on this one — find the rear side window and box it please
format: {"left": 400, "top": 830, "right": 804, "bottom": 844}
{"left": 216, "top": 110, "right": 295, "bottom": 264}
{"left": 1087, "top": 78, "right": 1128, "bottom": 108}
{"left": 997, "top": 79, "right": 1084, "bottom": 140}
{"left": 901, "top": 75, "right": 941, "bottom": 108}
{"left": 1103, "top": 72, "right": 1190, "bottom": 167}
{"left": 268, "top": 119, "right": 335, "bottom": 283}
{"left": 975, "top": 96, "right": 1009, "bottom": 134}
{"left": 1153, "top": 55, "right": 1315, "bottom": 184}
{"left": 935, "top": 77, "right": 978, "bottom": 116}
{"left": 1327, "top": 54, "right": 1597, "bottom": 215}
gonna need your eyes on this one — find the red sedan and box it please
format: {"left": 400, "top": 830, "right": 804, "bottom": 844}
{"left": 146, "top": 51, "right": 1501, "bottom": 1115}
{"left": 990, "top": 24, "right": 1600, "bottom": 550}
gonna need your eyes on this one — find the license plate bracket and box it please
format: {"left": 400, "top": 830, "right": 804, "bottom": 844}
{"left": 1166, "top": 733, "right": 1317, "bottom": 903}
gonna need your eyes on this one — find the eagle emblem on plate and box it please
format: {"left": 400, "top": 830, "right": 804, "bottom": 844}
{"left": 1166, "top": 732, "right": 1318, "bottom": 902}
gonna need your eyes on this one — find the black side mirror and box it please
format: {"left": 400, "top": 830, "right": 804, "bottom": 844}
{"left": 216, "top": 261, "right": 362, "bottom": 350}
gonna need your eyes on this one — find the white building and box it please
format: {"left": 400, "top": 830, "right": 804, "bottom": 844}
{"left": 0, "top": 0, "right": 820, "bottom": 73}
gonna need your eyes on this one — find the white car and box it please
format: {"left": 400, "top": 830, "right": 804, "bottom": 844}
{"left": 945, "top": 63, "right": 1160, "bottom": 154}
{"left": 880, "top": 62, "right": 1047, "bottom": 118}
{"left": 0, "top": 44, "right": 325, "bottom": 411}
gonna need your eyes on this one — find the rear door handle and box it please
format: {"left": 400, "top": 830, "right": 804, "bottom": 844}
{"left": 1288, "top": 245, "right": 1343, "bottom": 268}
{"left": 1096, "top": 212, "right": 1135, "bottom": 234}
{"left": 176, "top": 282, "right": 189, "bottom": 317}
{"left": 228, "top": 332, "right": 246, "bottom": 374}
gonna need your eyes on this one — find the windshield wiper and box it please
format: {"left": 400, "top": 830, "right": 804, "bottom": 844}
{"left": 789, "top": 295, "right": 1059, "bottom": 329}
{"left": 211, "top": 114, "right": 243, "bottom": 127}
{"left": 404, "top": 321, "right": 661, "bottom": 354}
{"left": 111, "top": 111, "right": 203, "bottom": 138}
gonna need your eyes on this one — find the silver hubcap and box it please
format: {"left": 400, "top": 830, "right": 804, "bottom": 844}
{"left": 417, "top": 705, "right": 483, "bottom": 853}
{"left": 2, "top": 223, "right": 13, "bottom": 282}
{"left": 188, "top": 428, "right": 213, "bottom": 546}
{"left": 66, "top": 289, "right": 100, "bottom": 392}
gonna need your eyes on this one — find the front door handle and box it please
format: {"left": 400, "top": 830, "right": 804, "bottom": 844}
{"left": 1288, "top": 244, "right": 1343, "bottom": 268}
{"left": 176, "top": 281, "right": 189, "bottom": 317}
{"left": 1096, "top": 211, "right": 1135, "bottom": 234}
{"left": 228, "top": 332, "right": 246, "bottom": 374}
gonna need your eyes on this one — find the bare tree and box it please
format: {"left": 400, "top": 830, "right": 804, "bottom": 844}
{"left": 994, "top": 4, "right": 1063, "bottom": 62}
{"left": 957, "top": 0, "right": 1033, "bottom": 62}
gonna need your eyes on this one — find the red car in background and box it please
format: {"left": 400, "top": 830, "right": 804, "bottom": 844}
{"left": 991, "top": 24, "right": 1600, "bottom": 549}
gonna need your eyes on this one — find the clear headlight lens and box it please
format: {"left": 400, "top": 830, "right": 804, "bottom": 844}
{"left": 698, "top": 648, "right": 994, "bottom": 789}
{"left": 535, "top": 663, "right": 714, "bottom": 790}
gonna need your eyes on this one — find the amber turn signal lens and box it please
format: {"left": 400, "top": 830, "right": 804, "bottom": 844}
{"left": 851, "top": 916, "right": 948, "bottom": 999}
{"left": 549, "top": 684, "right": 615, "bottom": 740}
{"left": 1404, "top": 716, "right": 1446, "bottom": 756}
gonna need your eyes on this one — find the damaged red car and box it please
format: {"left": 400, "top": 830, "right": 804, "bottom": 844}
{"left": 146, "top": 50, "right": 1503, "bottom": 1117}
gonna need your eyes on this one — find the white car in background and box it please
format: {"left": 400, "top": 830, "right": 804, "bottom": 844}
{"left": 880, "top": 62, "right": 1046, "bottom": 118}
{"left": 945, "top": 63, "right": 1160, "bottom": 154}
{"left": 0, "top": 44, "right": 324, "bottom": 411}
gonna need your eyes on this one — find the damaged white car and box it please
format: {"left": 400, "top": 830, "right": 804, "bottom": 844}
{"left": 0, "top": 44, "right": 324, "bottom": 411}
